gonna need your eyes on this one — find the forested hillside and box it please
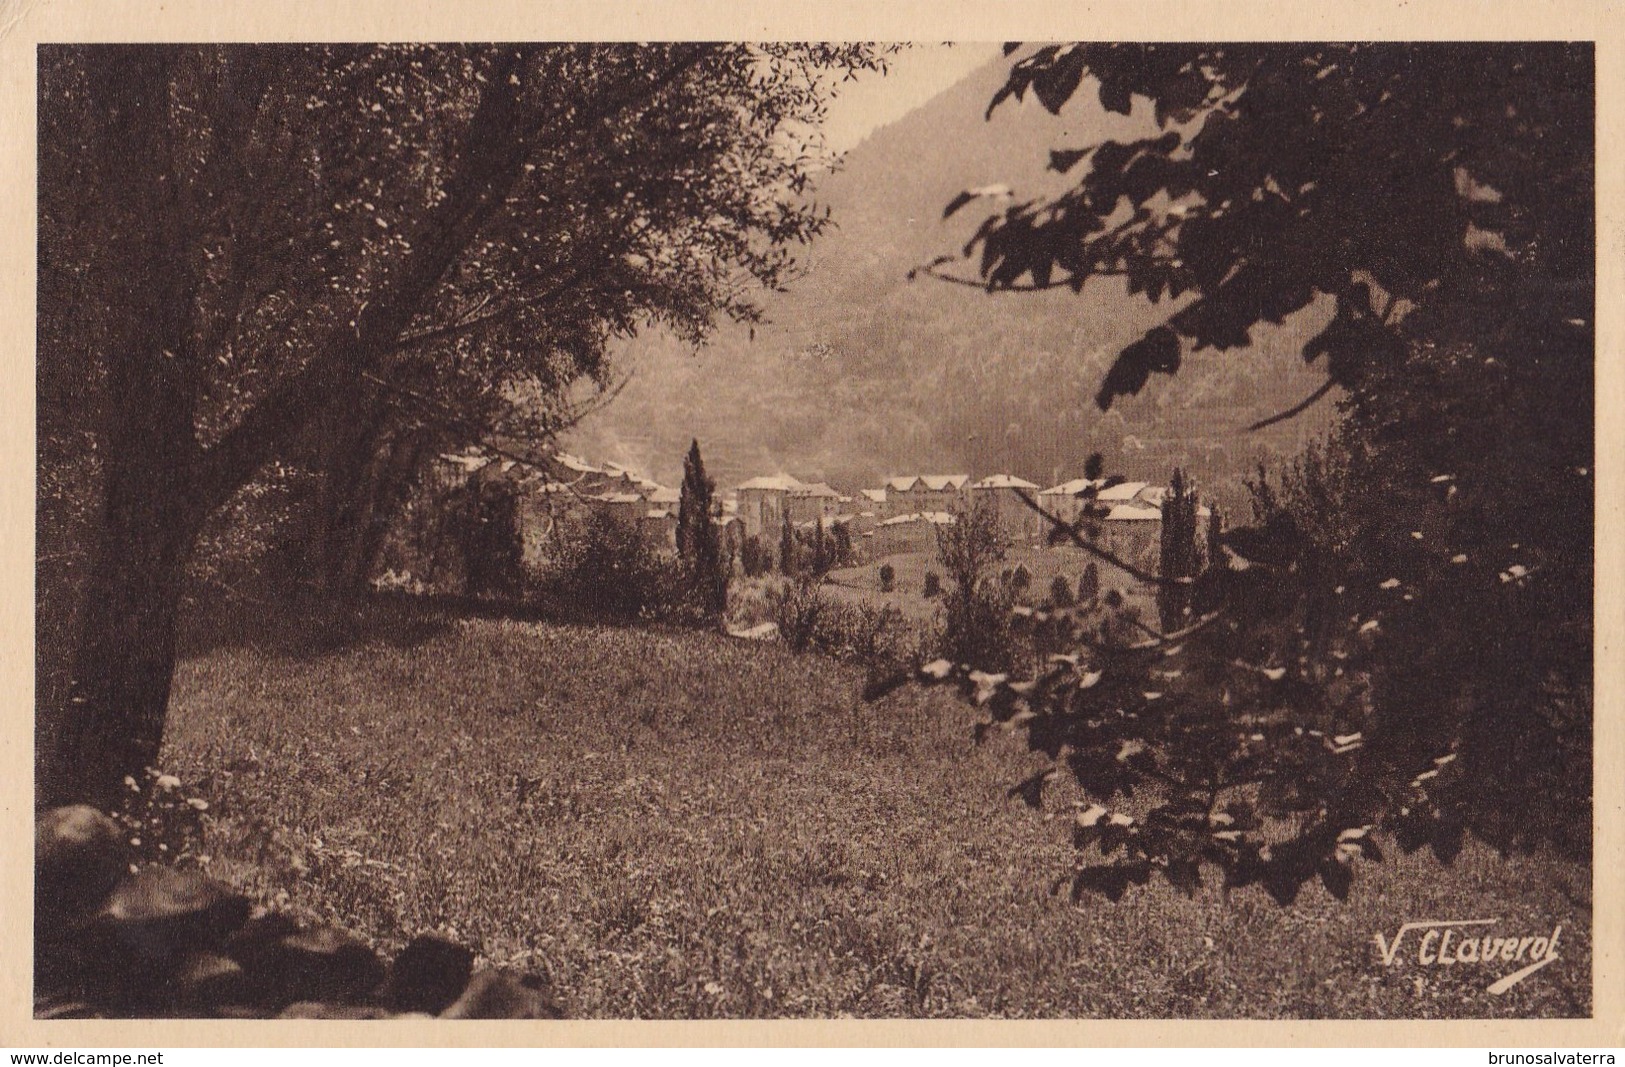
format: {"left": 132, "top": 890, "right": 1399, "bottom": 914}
{"left": 566, "top": 51, "right": 1338, "bottom": 507}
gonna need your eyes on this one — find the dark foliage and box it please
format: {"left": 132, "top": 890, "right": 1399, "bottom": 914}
{"left": 831, "top": 521, "right": 854, "bottom": 566}
{"left": 676, "top": 439, "right": 727, "bottom": 622}
{"left": 551, "top": 509, "right": 675, "bottom": 622}
{"left": 767, "top": 578, "right": 827, "bottom": 654}
{"left": 1077, "top": 562, "right": 1100, "bottom": 604}
{"left": 1156, "top": 468, "right": 1200, "bottom": 632}
{"left": 739, "top": 535, "right": 773, "bottom": 578}
{"left": 936, "top": 500, "right": 1018, "bottom": 673}
{"left": 448, "top": 477, "right": 526, "bottom": 600}
{"left": 914, "top": 44, "right": 1594, "bottom": 901}
{"left": 780, "top": 512, "right": 798, "bottom": 577}
{"left": 37, "top": 42, "right": 894, "bottom": 806}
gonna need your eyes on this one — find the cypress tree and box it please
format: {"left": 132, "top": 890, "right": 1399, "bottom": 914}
{"left": 1158, "top": 468, "right": 1200, "bottom": 632}
{"left": 1205, "top": 504, "right": 1224, "bottom": 573}
{"left": 780, "top": 509, "right": 797, "bottom": 576}
{"left": 677, "top": 439, "right": 726, "bottom": 619}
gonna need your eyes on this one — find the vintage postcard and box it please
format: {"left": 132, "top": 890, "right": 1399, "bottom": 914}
{"left": 4, "top": 0, "right": 1621, "bottom": 1049}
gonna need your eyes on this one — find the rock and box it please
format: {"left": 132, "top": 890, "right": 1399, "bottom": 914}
{"left": 94, "top": 867, "right": 252, "bottom": 965}
{"left": 439, "top": 969, "right": 561, "bottom": 1019}
{"left": 278, "top": 1001, "right": 396, "bottom": 1019}
{"left": 36, "top": 806, "right": 128, "bottom": 921}
{"left": 33, "top": 995, "right": 105, "bottom": 1019}
{"left": 382, "top": 934, "right": 474, "bottom": 1015}
{"left": 211, "top": 1004, "right": 278, "bottom": 1019}
{"left": 170, "top": 951, "right": 249, "bottom": 1013}
{"left": 231, "top": 923, "right": 385, "bottom": 1008}
{"left": 225, "top": 910, "right": 302, "bottom": 958}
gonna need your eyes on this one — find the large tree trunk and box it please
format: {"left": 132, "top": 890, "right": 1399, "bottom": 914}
{"left": 306, "top": 391, "right": 395, "bottom": 599}
{"left": 42, "top": 452, "right": 212, "bottom": 810}
{"left": 38, "top": 46, "right": 608, "bottom": 808}
{"left": 305, "top": 393, "right": 441, "bottom": 599}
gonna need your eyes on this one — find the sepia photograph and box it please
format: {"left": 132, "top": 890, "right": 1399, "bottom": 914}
{"left": 17, "top": 7, "right": 1614, "bottom": 1042}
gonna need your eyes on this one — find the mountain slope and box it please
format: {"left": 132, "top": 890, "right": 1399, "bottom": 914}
{"left": 564, "top": 51, "right": 1338, "bottom": 509}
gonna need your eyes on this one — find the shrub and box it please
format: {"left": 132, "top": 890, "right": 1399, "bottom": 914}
{"left": 552, "top": 508, "right": 675, "bottom": 621}
{"left": 878, "top": 563, "right": 895, "bottom": 592}
{"left": 768, "top": 577, "right": 827, "bottom": 653}
{"left": 922, "top": 571, "right": 942, "bottom": 599}
{"left": 938, "top": 500, "right": 1006, "bottom": 593}
{"left": 813, "top": 601, "right": 906, "bottom": 662}
{"left": 779, "top": 512, "right": 798, "bottom": 576}
{"left": 1077, "top": 561, "right": 1100, "bottom": 603}
{"left": 934, "top": 498, "right": 1016, "bottom": 671}
{"left": 1010, "top": 562, "right": 1032, "bottom": 595}
{"left": 676, "top": 439, "right": 728, "bottom": 622}
{"left": 1048, "top": 574, "right": 1074, "bottom": 608}
{"left": 740, "top": 535, "right": 772, "bottom": 578}
{"left": 831, "top": 521, "right": 854, "bottom": 565}
{"left": 451, "top": 477, "right": 526, "bottom": 599}
{"left": 940, "top": 578, "right": 1017, "bottom": 673}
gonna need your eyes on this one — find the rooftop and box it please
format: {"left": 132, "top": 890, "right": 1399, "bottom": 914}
{"left": 737, "top": 474, "right": 804, "bottom": 492}
{"left": 1096, "top": 480, "right": 1150, "bottom": 502}
{"left": 971, "top": 474, "right": 1040, "bottom": 490}
{"left": 1039, "top": 477, "right": 1108, "bottom": 497}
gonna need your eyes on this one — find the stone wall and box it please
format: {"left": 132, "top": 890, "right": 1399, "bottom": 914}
{"left": 35, "top": 806, "right": 561, "bottom": 1020}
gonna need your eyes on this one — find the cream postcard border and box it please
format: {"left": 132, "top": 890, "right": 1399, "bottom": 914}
{"left": 1, "top": 0, "right": 1618, "bottom": 1048}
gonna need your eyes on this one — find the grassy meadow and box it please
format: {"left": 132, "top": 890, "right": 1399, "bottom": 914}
{"left": 823, "top": 545, "right": 1158, "bottom": 625}
{"left": 161, "top": 604, "right": 1592, "bottom": 1019}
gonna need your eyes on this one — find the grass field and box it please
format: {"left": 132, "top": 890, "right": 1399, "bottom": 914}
{"left": 162, "top": 604, "right": 1591, "bottom": 1018}
{"left": 824, "top": 546, "right": 1158, "bottom": 625}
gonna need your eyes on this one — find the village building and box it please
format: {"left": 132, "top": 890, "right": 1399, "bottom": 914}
{"left": 880, "top": 474, "right": 970, "bottom": 517}
{"left": 870, "top": 510, "right": 955, "bottom": 555}
{"left": 640, "top": 506, "right": 679, "bottom": 553}
{"left": 969, "top": 474, "right": 1043, "bottom": 542}
{"left": 1095, "top": 480, "right": 1151, "bottom": 506}
{"left": 1096, "top": 502, "right": 1162, "bottom": 572}
{"left": 786, "top": 481, "right": 842, "bottom": 525}
{"left": 1036, "top": 477, "right": 1109, "bottom": 527}
{"left": 914, "top": 474, "right": 970, "bottom": 514}
{"left": 735, "top": 474, "right": 802, "bottom": 540}
{"left": 881, "top": 476, "right": 918, "bottom": 517}
{"left": 585, "top": 491, "right": 645, "bottom": 522}
{"left": 1093, "top": 494, "right": 1212, "bottom": 573}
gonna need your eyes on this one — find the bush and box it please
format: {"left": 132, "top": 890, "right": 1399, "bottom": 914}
{"left": 551, "top": 508, "right": 676, "bottom": 621}
{"left": 814, "top": 601, "right": 906, "bottom": 661}
{"left": 922, "top": 571, "right": 942, "bottom": 599}
{"left": 1077, "top": 562, "right": 1100, "bottom": 603}
{"left": 934, "top": 498, "right": 1016, "bottom": 671}
{"left": 740, "top": 535, "right": 772, "bottom": 578}
{"left": 878, "top": 563, "right": 895, "bottom": 592}
{"left": 1048, "top": 574, "right": 1074, "bottom": 608}
{"left": 940, "top": 579, "right": 1018, "bottom": 673}
{"left": 452, "top": 477, "right": 526, "bottom": 599}
{"left": 831, "top": 521, "right": 854, "bottom": 566}
{"left": 767, "top": 577, "right": 827, "bottom": 653}
{"left": 1010, "top": 562, "right": 1032, "bottom": 596}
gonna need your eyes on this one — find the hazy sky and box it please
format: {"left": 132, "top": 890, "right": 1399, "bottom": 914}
{"left": 818, "top": 43, "right": 1003, "bottom": 154}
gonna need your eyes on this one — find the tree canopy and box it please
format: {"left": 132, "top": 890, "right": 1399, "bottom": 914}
{"left": 932, "top": 43, "right": 1591, "bottom": 414}
{"left": 916, "top": 43, "right": 1593, "bottom": 903}
{"left": 37, "top": 43, "right": 893, "bottom": 805}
